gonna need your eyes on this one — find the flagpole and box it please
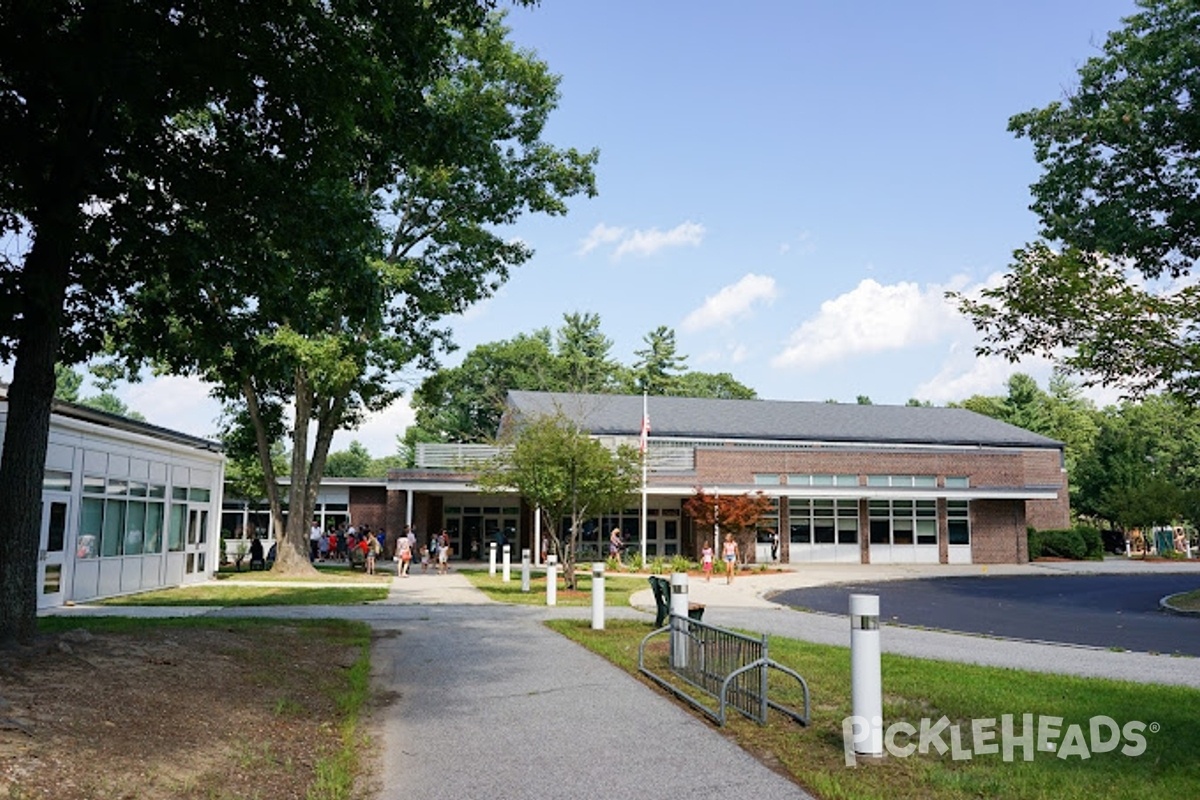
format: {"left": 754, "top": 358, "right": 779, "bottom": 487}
{"left": 640, "top": 391, "right": 648, "bottom": 565}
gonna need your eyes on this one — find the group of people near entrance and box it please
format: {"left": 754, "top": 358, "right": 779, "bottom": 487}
{"left": 395, "top": 526, "right": 451, "bottom": 577}
{"left": 309, "top": 521, "right": 385, "bottom": 573}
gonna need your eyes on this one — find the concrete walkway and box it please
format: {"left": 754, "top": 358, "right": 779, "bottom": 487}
{"left": 43, "top": 558, "right": 1200, "bottom": 799}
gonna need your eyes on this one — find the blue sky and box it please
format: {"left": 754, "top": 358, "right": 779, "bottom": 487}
{"left": 107, "top": 1, "right": 1140, "bottom": 454}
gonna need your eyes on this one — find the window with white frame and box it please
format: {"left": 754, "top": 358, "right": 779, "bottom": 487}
{"left": 789, "top": 498, "right": 858, "bottom": 545}
{"left": 869, "top": 499, "right": 937, "bottom": 546}
{"left": 948, "top": 500, "right": 970, "bottom": 545}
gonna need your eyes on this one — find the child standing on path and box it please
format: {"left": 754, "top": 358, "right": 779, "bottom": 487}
{"left": 701, "top": 544, "right": 714, "bottom": 582}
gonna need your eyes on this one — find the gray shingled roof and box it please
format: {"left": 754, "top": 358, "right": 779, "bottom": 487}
{"left": 504, "top": 391, "right": 1062, "bottom": 449}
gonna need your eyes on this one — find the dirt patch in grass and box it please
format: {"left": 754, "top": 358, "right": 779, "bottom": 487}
{"left": 0, "top": 621, "right": 367, "bottom": 800}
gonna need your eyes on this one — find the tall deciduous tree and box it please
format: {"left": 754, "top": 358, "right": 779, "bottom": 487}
{"left": 0, "top": 0, "right": 509, "bottom": 645}
{"left": 955, "top": 0, "right": 1200, "bottom": 403}
{"left": 111, "top": 11, "right": 595, "bottom": 576}
{"left": 473, "top": 413, "right": 640, "bottom": 589}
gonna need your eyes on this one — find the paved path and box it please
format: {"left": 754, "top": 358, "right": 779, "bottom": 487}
{"left": 44, "top": 558, "right": 1200, "bottom": 799}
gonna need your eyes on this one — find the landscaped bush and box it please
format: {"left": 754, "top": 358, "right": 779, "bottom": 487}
{"left": 1075, "top": 524, "right": 1104, "bottom": 559}
{"left": 1028, "top": 526, "right": 1102, "bottom": 560}
{"left": 1027, "top": 526, "right": 1041, "bottom": 560}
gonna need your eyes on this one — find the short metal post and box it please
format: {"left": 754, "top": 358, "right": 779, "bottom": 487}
{"left": 546, "top": 554, "right": 557, "bottom": 606}
{"left": 521, "top": 548, "right": 531, "bottom": 592}
{"left": 591, "top": 562, "right": 605, "bottom": 630}
{"left": 850, "top": 594, "right": 883, "bottom": 757}
{"left": 489, "top": 541, "right": 497, "bottom": 576}
{"left": 502, "top": 543, "right": 511, "bottom": 582}
{"left": 669, "top": 571, "right": 689, "bottom": 669}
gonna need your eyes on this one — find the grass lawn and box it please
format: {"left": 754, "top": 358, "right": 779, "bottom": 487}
{"left": 549, "top": 619, "right": 1200, "bottom": 800}
{"left": 461, "top": 568, "right": 646, "bottom": 607}
{"left": 99, "top": 583, "right": 389, "bottom": 606}
{"left": 216, "top": 564, "right": 393, "bottom": 583}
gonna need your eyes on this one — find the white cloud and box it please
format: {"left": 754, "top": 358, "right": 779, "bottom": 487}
{"left": 681, "top": 273, "right": 778, "bottom": 332}
{"left": 913, "top": 350, "right": 1052, "bottom": 404}
{"left": 615, "top": 220, "right": 705, "bottom": 259}
{"left": 577, "top": 220, "right": 706, "bottom": 260}
{"left": 124, "top": 375, "right": 223, "bottom": 439}
{"left": 331, "top": 396, "right": 416, "bottom": 458}
{"left": 772, "top": 278, "right": 968, "bottom": 370}
{"left": 577, "top": 223, "right": 626, "bottom": 256}
{"left": 121, "top": 373, "right": 413, "bottom": 458}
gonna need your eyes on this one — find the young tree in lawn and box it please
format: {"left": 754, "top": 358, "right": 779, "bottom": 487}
{"left": 473, "top": 413, "right": 640, "bottom": 589}
{"left": 955, "top": 0, "right": 1200, "bottom": 405}
{"left": 682, "top": 488, "right": 773, "bottom": 565}
{"left": 112, "top": 12, "right": 596, "bottom": 575}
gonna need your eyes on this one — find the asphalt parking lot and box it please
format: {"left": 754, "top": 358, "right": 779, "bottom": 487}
{"left": 771, "top": 572, "right": 1200, "bottom": 656}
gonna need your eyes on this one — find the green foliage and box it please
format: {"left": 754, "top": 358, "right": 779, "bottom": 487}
{"left": 1028, "top": 527, "right": 1104, "bottom": 561}
{"left": 648, "top": 556, "right": 667, "bottom": 575}
{"left": 324, "top": 441, "right": 373, "bottom": 478}
{"left": 53, "top": 364, "right": 82, "bottom": 403}
{"left": 672, "top": 371, "right": 757, "bottom": 400}
{"left": 632, "top": 325, "right": 686, "bottom": 395}
{"left": 408, "top": 314, "right": 756, "bottom": 442}
{"left": 473, "top": 413, "right": 640, "bottom": 588}
{"left": 77, "top": 392, "right": 146, "bottom": 421}
{"left": 669, "top": 554, "right": 694, "bottom": 573}
{"left": 956, "top": 1, "right": 1200, "bottom": 404}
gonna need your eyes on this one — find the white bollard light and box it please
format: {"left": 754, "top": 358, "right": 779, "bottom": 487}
{"left": 849, "top": 593, "right": 883, "bottom": 757}
{"left": 546, "top": 554, "right": 557, "bottom": 606}
{"left": 591, "top": 562, "right": 605, "bottom": 630}
{"left": 502, "top": 543, "right": 512, "bottom": 582}
{"left": 489, "top": 541, "right": 497, "bottom": 576}
{"left": 521, "top": 548, "right": 531, "bottom": 592}
{"left": 669, "top": 571, "right": 690, "bottom": 669}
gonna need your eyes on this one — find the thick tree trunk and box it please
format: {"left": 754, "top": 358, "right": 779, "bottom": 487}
{"left": 0, "top": 214, "right": 73, "bottom": 647}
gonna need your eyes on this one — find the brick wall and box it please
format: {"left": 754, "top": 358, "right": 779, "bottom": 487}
{"left": 691, "top": 446, "right": 1067, "bottom": 493}
{"left": 971, "top": 500, "right": 1029, "bottom": 564}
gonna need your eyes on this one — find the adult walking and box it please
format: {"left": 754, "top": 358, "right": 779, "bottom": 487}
{"left": 722, "top": 533, "right": 739, "bottom": 585}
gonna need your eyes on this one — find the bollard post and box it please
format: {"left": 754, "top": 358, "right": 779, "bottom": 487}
{"left": 489, "top": 542, "right": 497, "bottom": 576}
{"left": 546, "top": 554, "right": 557, "bottom": 606}
{"left": 669, "top": 571, "right": 690, "bottom": 669}
{"left": 502, "top": 543, "right": 511, "bottom": 582}
{"left": 591, "top": 562, "right": 605, "bottom": 630}
{"left": 849, "top": 594, "right": 883, "bottom": 757}
{"left": 521, "top": 548, "right": 531, "bottom": 592}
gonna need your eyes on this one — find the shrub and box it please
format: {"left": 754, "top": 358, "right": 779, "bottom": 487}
{"left": 1027, "top": 526, "right": 1042, "bottom": 560}
{"left": 670, "top": 554, "right": 693, "bottom": 574}
{"left": 1075, "top": 525, "right": 1104, "bottom": 560}
{"left": 649, "top": 556, "right": 667, "bottom": 575}
{"left": 626, "top": 553, "right": 644, "bottom": 572}
{"left": 1030, "top": 528, "right": 1087, "bottom": 560}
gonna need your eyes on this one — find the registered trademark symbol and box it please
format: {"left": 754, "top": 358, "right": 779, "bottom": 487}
{"left": 1149, "top": 722, "right": 1161, "bottom": 734}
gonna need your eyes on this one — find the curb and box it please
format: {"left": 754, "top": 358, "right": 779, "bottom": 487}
{"left": 1159, "top": 593, "right": 1200, "bottom": 616}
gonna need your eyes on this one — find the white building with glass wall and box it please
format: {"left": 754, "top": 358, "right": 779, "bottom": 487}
{"left": 1, "top": 391, "right": 225, "bottom": 610}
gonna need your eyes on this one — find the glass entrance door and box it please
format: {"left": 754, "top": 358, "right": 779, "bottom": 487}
{"left": 38, "top": 493, "right": 71, "bottom": 609}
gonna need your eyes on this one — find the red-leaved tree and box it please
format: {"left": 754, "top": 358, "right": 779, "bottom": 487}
{"left": 683, "top": 488, "right": 772, "bottom": 564}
